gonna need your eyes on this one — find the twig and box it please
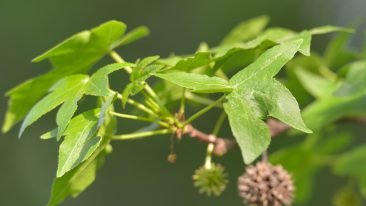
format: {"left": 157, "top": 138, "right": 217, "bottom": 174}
{"left": 184, "top": 119, "right": 290, "bottom": 156}
{"left": 267, "top": 119, "right": 291, "bottom": 137}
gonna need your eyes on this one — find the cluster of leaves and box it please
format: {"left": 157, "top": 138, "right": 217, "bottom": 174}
{"left": 2, "top": 16, "right": 365, "bottom": 205}
{"left": 271, "top": 24, "right": 366, "bottom": 204}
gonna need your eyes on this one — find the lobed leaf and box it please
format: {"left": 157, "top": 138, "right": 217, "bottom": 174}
{"left": 19, "top": 75, "right": 90, "bottom": 137}
{"left": 3, "top": 21, "right": 131, "bottom": 133}
{"left": 224, "top": 39, "right": 310, "bottom": 163}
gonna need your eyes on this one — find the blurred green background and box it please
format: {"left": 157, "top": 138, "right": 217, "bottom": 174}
{"left": 1, "top": 0, "right": 366, "bottom": 205}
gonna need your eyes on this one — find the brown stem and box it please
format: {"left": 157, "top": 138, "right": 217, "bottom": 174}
{"left": 267, "top": 118, "right": 291, "bottom": 137}
{"left": 262, "top": 150, "right": 268, "bottom": 162}
{"left": 185, "top": 118, "right": 290, "bottom": 156}
{"left": 184, "top": 116, "right": 366, "bottom": 157}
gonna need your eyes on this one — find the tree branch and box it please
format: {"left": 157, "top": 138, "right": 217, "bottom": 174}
{"left": 185, "top": 118, "right": 290, "bottom": 156}
{"left": 184, "top": 116, "right": 366, "bottom": 156}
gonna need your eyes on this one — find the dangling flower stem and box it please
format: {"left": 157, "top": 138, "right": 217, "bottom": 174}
{"left": 204, "top": 143, "right": 215, "bottom": 169}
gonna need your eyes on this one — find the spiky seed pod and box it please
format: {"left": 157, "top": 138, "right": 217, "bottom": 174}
{"left": 238, "top": 161, "right": 294, "bottom": 206}
{"left": 193, "top": 163, "right": 228, "bottom": 196}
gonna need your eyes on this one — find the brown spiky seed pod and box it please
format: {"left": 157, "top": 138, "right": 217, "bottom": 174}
{"left": 238, "top": 161, "right": 294, "bottom": 206}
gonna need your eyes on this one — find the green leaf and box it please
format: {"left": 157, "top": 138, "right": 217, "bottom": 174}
{"left": 56, "top": 94, "right": 83, "bottom": 140}
{"left": 121, "top": 83, "right": 134, "bottom": 108}
{"left": 154, "top": 71, "right": 232, "bottom": 93}
{"left": 86, "top": 62, "right": 134, "bottom": 96}
{"left": 213, "top": 28, "right": 288, "bottom": 57}
{"left": 230, "top": 39, "right": 303, "bottom": 85}
{"left": 213, "top": 48, "right": 257, "bottom": 74}
{"left": 131, "top": 55, "right": 161, "bottom": 81}
{"left": 115, "top": 26, "right": 150, "bottom": 47}
{"left": 57, "top": 109, "right": 101, "bottom": 177}
{"left": 40, "top": 128, "right": 58, "bottom": 140}
{"left": 310, "top": 25, "right": 354, "bottom": 35}
{"left": 223, "top": 92, "right": 270, "bottom": 163}
{"left": 48, "top": 95, "right": 115, "bottom": 206}
{"left": 97, "top": 94, "right": 116, "bottom": 127}
{"left": 212, "top": 27, "right": 311, "bottom": 73}
{"left": 245, "top": 28, "right": 311, "bottom": 56}
{"left": 295, "top": 68, "right": 336, "bottom": 98}
{"left": 255, "top": 79, "right": 311, "bottom": 133}
{"left": 20, "top": 62, "right": 132, "bottom": 137}
{"left": 19, "top": 75, "right": 90, "bottom": 137}
{"left": 224, "top": 40, "right": 310, "bottom": 163}
{"left": 212, "top": 29, "right": 311, "bottom": 74}
{"left": 33, "top": 21, "right": 127, "bottom": 71}
{"left": 297, "top": 31, "right": 312, "bottom": 56}
{"left": 120, "top": 56, "right": 163, "bottom": 107}
{"left": 334, "top": 145, "right": 366, "bottom": 175}
{"left": 324, "top": 31, "right": 357, "bottom": 70}
{"left": 221, "top": 15, "right": 269, "bottom": 45}
{"left": 303, "top": 94, "right": 366, "bottom": 131}
{"left": 47, "top": 145, "right": 106, "bottom": 206}
{"left": 333, "top": 145, "right": 366, "bottom": 197}
{"left": 3, "top": 21, "right": 129, "bottom": 133}
{"left": 335, "top": 61, "right": 366, "bottom": 96}
{"left": 170, "top": 52, "right": 213, "bottom": 72}
{"left": 2, "top": 70, "right": 64, "bottom": 133}
{"left": 238, "top": 28, "right": 295, "bottom": 49}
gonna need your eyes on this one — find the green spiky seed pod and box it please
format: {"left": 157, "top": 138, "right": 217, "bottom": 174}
{"left": 192, "top": 163, "right": 228, "bottom": 196}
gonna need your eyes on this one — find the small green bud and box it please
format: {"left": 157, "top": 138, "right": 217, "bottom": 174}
{"left": 104, "top": 144, "right": 113, "bottom": 154}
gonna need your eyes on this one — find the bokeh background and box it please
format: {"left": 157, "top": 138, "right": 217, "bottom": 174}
{"left": 1, "top": 0, "right": 366, "bottom": 205}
